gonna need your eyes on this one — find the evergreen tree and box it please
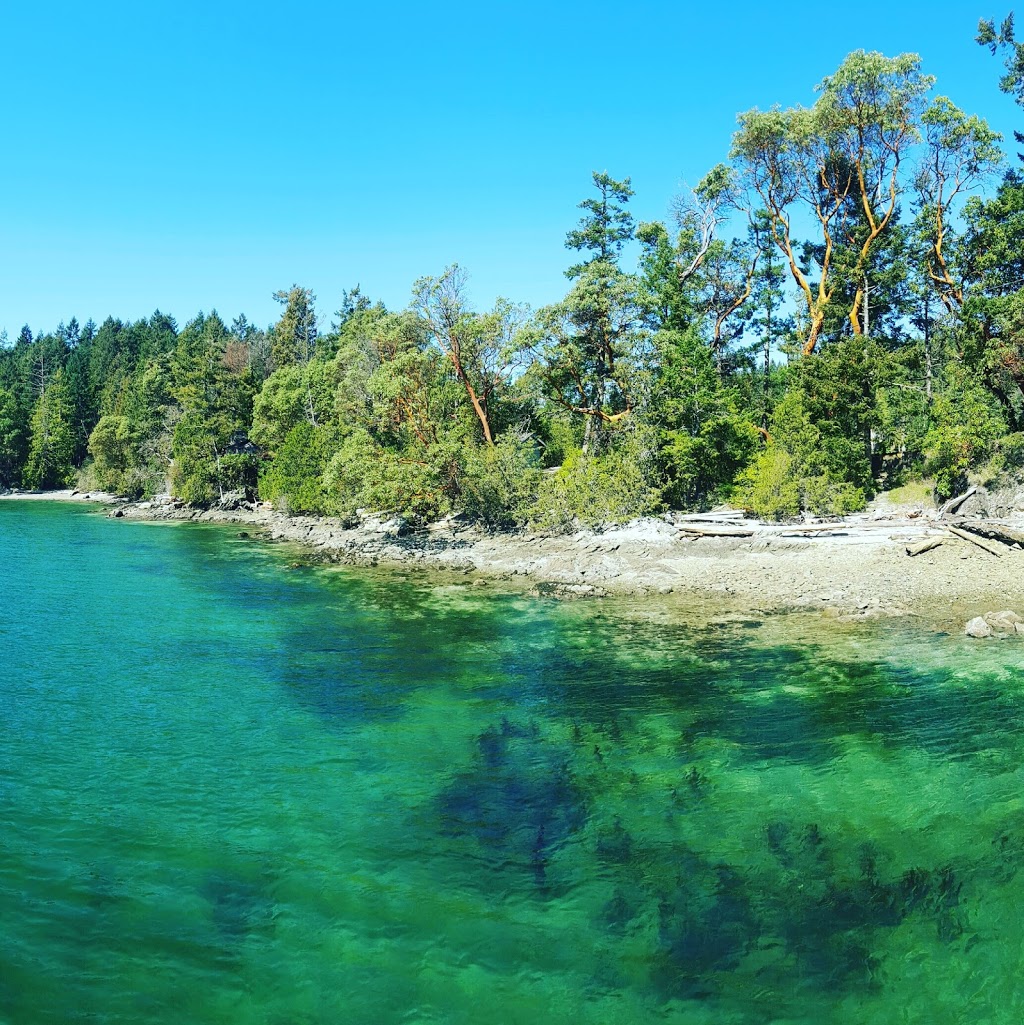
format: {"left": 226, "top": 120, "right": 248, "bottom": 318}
{"left": 24, "top": 370, "right": 77, "bottom": 488}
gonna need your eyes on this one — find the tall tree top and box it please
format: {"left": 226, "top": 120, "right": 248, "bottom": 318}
{"left": 565, "top": 172, "right": 635, "bottom": 277}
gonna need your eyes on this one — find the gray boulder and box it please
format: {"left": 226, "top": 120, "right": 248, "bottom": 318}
{"left": 986, "top": 610, "right": 1022, "bottom": 634}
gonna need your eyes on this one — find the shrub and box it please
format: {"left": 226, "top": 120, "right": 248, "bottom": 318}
{"left": 998, "top": 432, "right": 1024, "bottom": 472}
{"left": 458, "top": 435, "right": 542, "bottom": 529}
{"left": 801, "top": 474, "right": 866, "bottom": 516}
{"left": 734, "top": 448, "right": 801, "bottom": 521}
{"left": 530, "top": 439, "right": 663, "bottom": 532}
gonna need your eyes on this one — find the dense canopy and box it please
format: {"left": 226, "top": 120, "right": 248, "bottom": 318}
{"left": 5, "top": 37, "right": 1024, "bottom": 525}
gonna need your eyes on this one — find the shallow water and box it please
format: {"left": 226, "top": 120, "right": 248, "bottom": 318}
{"left": 2, "top": 502, "right": 1024, "bottom": 1023}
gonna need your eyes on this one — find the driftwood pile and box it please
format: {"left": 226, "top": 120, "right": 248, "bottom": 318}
{"left": 905, "top": 521, "right": 1024, "bottom": 558}
{"left": 905, "top": 486, "right": 1024, "bottom": 558}
{"left": 668, "top": 486, "right": 1024, "bottom": 559}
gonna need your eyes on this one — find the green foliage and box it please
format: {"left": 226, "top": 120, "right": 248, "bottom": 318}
{"left": 977, "top": 13, "right": 1024, "bottom": 129}
{"left": 458, "top": 434, "right": 543, "bottom": 529}
{"left": 270, "top": 285, "right": 317, "bottom": 368}
{"left": 525, "top": 172, "right": 644, "bottom": 453}
{"left": 24, "top": 371, "right": 77, "bottom": 489}
{"left": 734, "top": 448, "right": 801, "bottom": 520}
{"left": 0, "top": 386, "right": 25, "bottom": 486}
{"left": 784, "top": 340, "right": 880, "bottom": 492}
{"left": 530, "top": 436, "right": 663, "bottom": 532}
{"left": 88, "top": 414, "right": 136, "bottom": 493}
{"left": 258, "top": 422, "right": 338, "bottom": 514}
{"left": 801, "top": 475, "right": 867, "bottom": 516}
{"left": 170, "top": 411, "right": 220, "bottom": 505}
{"left": 923, "top": 366, "right": 1006, "bottom": 497}
{"left": 325, "top": 429, "right": 463, "bottom": 523}
{"left": 647, "top": 329, "right": 759, "bottom": 508}
{"left": 997, "top": 431, "right": 1024, "bottom": 470}
{"left": 736, "top": 371, "right": 873, "bottom": 518}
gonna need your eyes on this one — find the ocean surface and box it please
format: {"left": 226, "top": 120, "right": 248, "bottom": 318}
{"left": 2, "top": 500, "right": 1024, "bottom": 1024}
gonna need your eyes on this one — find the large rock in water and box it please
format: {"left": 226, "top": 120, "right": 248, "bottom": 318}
{"left": 965, "top": 616, "right": 994, "bottom": 638}
{"left": 965, "top": 610, "right": 1023, "bottom": 638}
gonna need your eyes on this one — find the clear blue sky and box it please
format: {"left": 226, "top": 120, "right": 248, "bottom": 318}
{"left": 1, "top": 0, "right": 1018, "bottom": 337}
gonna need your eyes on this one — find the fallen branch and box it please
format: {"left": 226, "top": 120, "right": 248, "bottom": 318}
{"left": 674, "top": 510, "right": 747, "bottom": 522}
{"left": 946, "top": 524, "right": 1005, "bottom": 557}
{"left": 778, "top": 525, "right": 849, "bottom": 535}
{"left": 677, "top": 525, "right": 755, "bottom": 538}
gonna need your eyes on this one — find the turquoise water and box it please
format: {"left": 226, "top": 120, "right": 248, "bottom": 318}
{"left": 3, "top": 502, "right": 1024, "bottom": 1023}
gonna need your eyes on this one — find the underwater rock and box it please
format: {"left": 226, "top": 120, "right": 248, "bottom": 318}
{"left": 532, "top": 581, "right": 609, "bottom": 600}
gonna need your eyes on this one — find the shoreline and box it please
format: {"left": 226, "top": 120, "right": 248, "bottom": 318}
{"left": 5, "top": 489, "right": 1024, "bottom": 631}
{"left": 0, "top": 488, "right": 123, "bottom": 503}
{"left": 98, "top": 496, "right": 1024, "bottom": 632}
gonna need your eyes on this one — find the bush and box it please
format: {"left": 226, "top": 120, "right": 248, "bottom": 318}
{"left": 325, "top": 429, "right": 463, "bottom": 524}
{"left": 258, "top": 422, "right": 338, "bottom": 514}
{"left": 801, "top": 474, "right": 866, "bottom": 517}
{"left": 530, "top": 439, "right": 663, "bottom": 532}
{"left": 998, "top": 432, "right": 1024, "bottom": 472}
{"left": 458, "top": 435, "right": 542, "bottom": 529}
{"left": 922, "top": 369, "right": 1005, "bottom": 499}
{"left": 734, "top": 448, "right": 801, "bottom": 520}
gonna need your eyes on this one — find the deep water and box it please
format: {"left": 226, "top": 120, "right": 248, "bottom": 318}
{"left": 3, "top": 501, "right": 1024, "bottom": 1023}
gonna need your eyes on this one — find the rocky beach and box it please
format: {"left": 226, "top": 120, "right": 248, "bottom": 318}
{"left": 76, "top": 486, "right": 1024, "bottom": 632}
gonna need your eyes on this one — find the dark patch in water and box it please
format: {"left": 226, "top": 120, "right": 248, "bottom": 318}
{"left": 653, "top": 861, "right": 758, "bottom": 999}
{"left": 596, "top": 817, "right": 633, "bottom": 864}
{"left": 438, "top": 721, "right": 587, "bottom": 881}
{"left": 203, "top": 871, "right": 271, "bottom": 947}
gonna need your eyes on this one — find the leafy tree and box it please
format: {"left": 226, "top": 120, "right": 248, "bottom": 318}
{"left": 647, "top": 328, "right": 758, "bottom": 507}
{"left": 733, "top": 52, "right": 939, "bottom": 353}
{"left": 637, "top": 165, "right": 736, "bottom": 334}
{"left": 978, "top": 13, "right": 1024, "bottom": 158}
{"left": 0, "top": 386, "right": 24, "bottom": 486}
{"left": 412, "top": 265, "right": 525, "bottom": 447}
{"left": 169, "top": 312, "right": 255, "bottom": 503}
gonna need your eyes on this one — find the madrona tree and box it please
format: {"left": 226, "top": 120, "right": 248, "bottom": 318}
{"left": 731, "top": 51, "right": 999, "bottom": 353}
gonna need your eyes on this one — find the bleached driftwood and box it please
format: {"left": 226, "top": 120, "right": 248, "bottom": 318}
{"left": 938, "top": 486, "right": 978, "bottom": 519}
{"left": 952, "top": 519, "right": 1024, "bottom": 548}
{"left": 676, "top": 525, "right": 755, "bottom": 538}
{"left": 906, "top": 537, "right": 944, "bottom": 557}
{"left": 946, "top": 525, "right": 1006, "bottom": 557}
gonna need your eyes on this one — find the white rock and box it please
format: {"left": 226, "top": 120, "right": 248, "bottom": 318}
{"left": 965, "top": 616, "right": 994, "bottom": 639}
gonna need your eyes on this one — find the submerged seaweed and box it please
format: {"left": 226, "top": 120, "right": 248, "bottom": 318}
{"left": 438, "top": 719, "right": 587, "bottom": 882}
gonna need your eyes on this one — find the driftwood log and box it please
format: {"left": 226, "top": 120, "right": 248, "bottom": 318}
{"left": 675, "top": 511, "right": 746, "bottom": 522}
{"left": 676, "top": 525, "right": 755, "bottom": 538}
{"left": 938, "top": 486, "right": 978, "bottom": 519}
{"left": 952, "top": 519, "right": 1024, "bottom": 548}
{"left": 946, "top": 525, "right": 1006, "bottom": 557}
{"left": 906, "top": 537, "right": 944, "bottom": 557}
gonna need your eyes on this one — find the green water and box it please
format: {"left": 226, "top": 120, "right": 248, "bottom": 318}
{"left": 3, "top": 503, "right": 1024, "bottom": 1023}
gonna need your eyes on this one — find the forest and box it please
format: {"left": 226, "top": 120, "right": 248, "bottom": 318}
{"left": 5, "top": 34, "right": 1024, "bottom": 529}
